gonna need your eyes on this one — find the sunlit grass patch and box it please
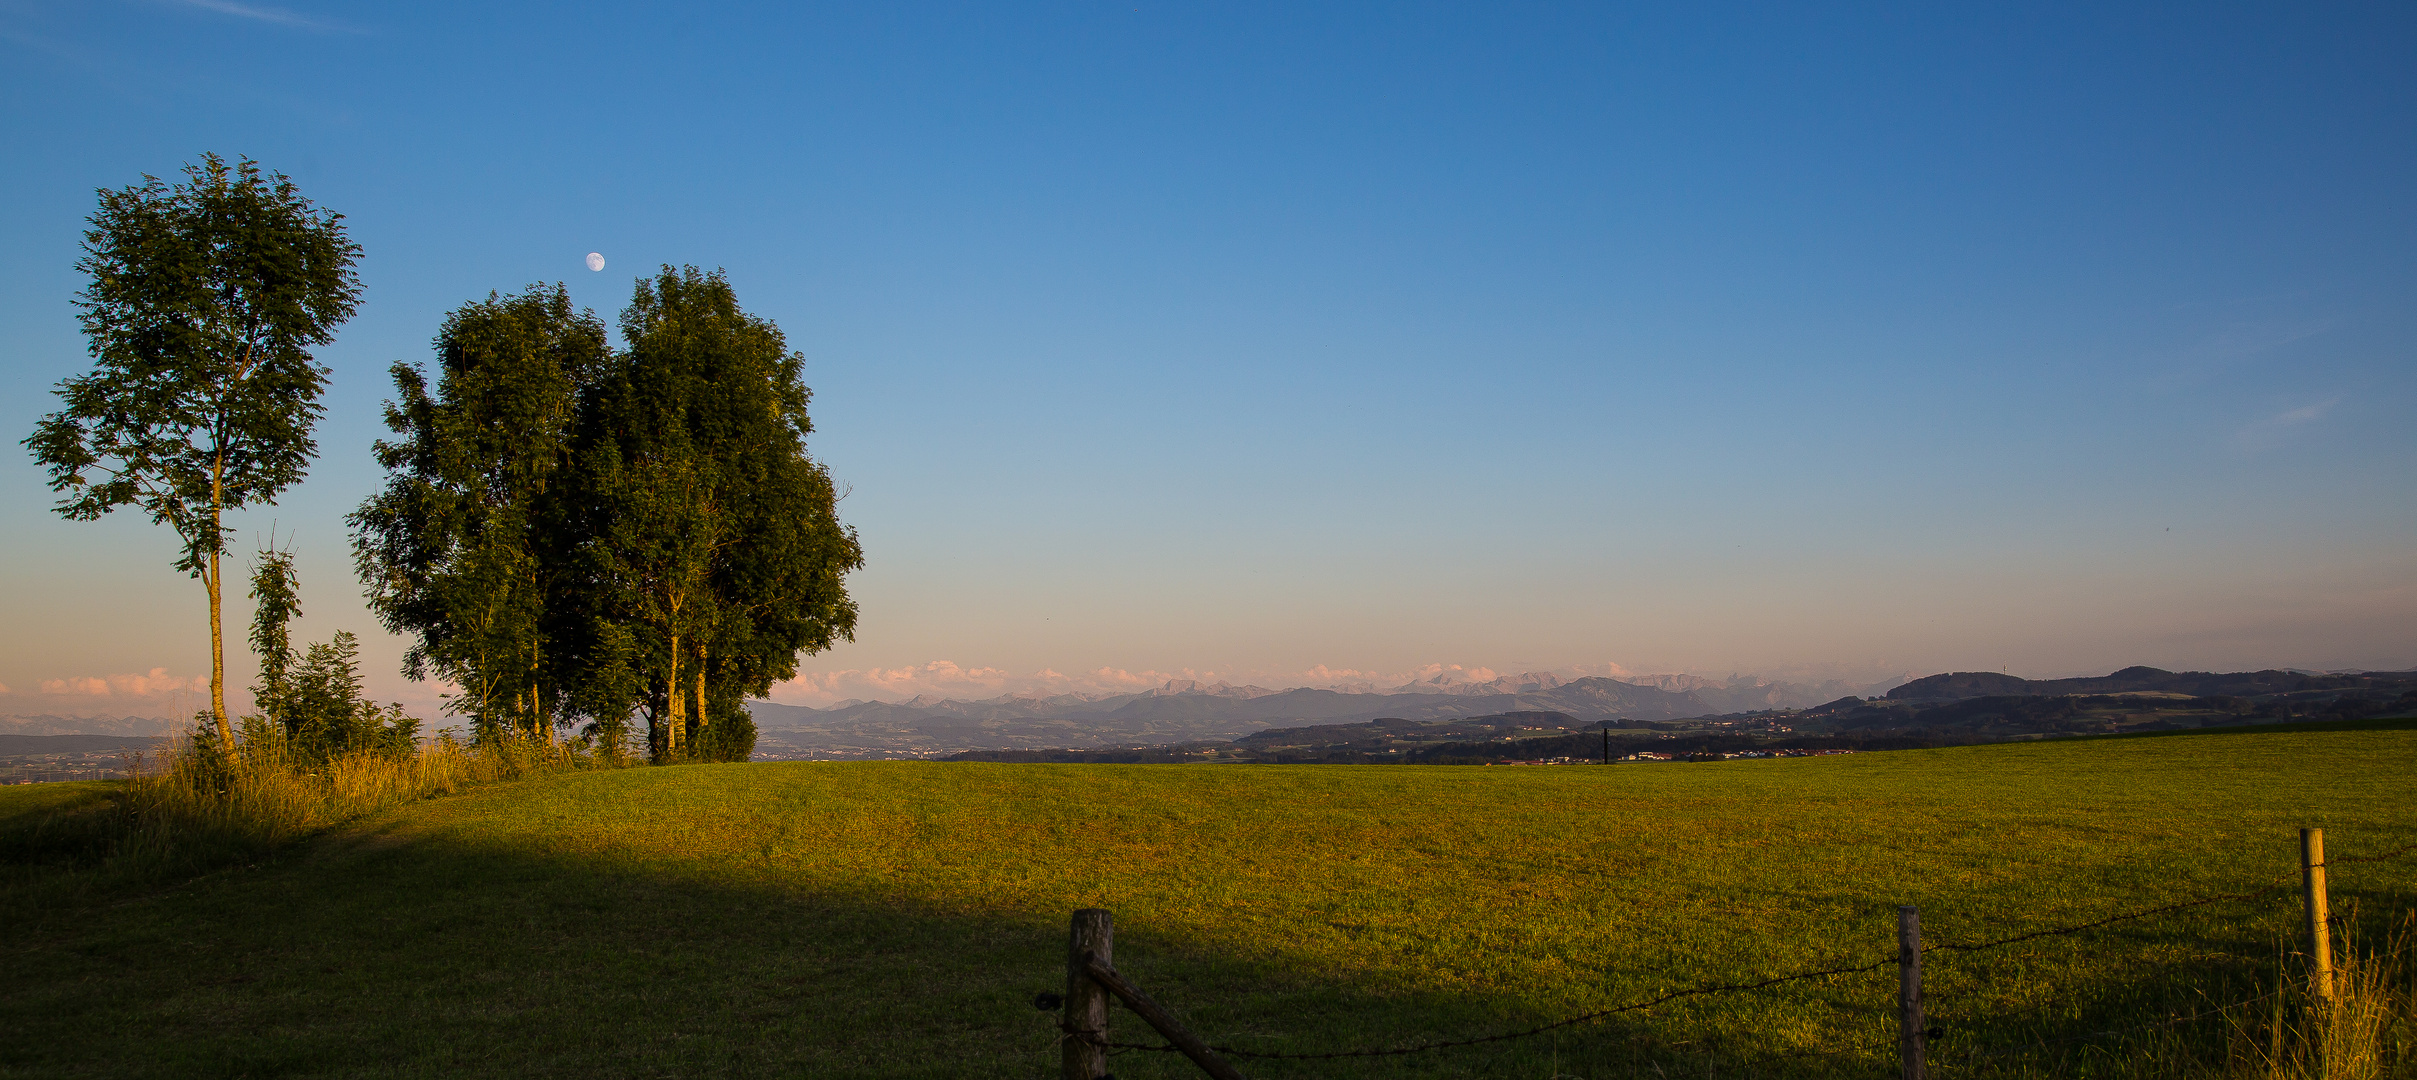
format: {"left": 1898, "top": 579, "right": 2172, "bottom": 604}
{"left": 2, "top": 728, "right": 2411, "bottom": 1077}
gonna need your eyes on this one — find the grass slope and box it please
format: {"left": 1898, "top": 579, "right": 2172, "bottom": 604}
{"left": 4, "top": 730, "right": 2412, "bottom": 1078}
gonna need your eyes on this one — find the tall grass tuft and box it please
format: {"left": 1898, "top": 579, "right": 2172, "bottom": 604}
{"left": 2, "top": 727, "right": 594, "bottom": 914}
{"left": 1976, "top": 910, "right": 2417, "bottom": 1079}
{"left": 2211, "top": 909, "right": 2417, "bottom": 1080}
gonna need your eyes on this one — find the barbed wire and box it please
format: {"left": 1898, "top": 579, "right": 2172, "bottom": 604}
{"left": 1091, "top": 1023, "right": 1885, "bottom": 1075}
{"left": 1954, "top": 987, "right": 2285, "bottom": 1065}
{"left": 1056, "top": 835, "right": 2417, "bottom": 1064}
{"left": 1084, "top": 955, "right": 1898, "bottom": 1060}
{"left": 1929, "top": 880, "right": 2299, "bottom": 954}
{"left": 1930, "top": 836, "right": 2417, "bottom": 956}
{"left": 2319, "top": 838, "right": 2417, "bottom": 867}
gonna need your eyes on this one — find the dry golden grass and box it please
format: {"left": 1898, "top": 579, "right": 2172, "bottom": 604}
{"left": 132, "top": 730, "right": 580, "bottom": 840}
{"left": 0, "top": 730, "right": 591, "bottom": 908}
{"left": 2204, "top": 912, "right": 2417, "bottom": 1080}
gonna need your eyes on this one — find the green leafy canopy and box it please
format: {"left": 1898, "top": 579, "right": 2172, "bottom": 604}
{"left": 24, "top": 153, "right": 362, "bottom": 577}
{"left": 353, "top": 269, "right": 861, "bottom": 762}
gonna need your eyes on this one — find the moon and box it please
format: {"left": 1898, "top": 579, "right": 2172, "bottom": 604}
{"left": 585, "top": 252, "right": 606, "bottom": 272}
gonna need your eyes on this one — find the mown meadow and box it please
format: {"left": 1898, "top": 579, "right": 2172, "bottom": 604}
{"left": 3, "top": 724, "right": 2413, "bottom": 1078}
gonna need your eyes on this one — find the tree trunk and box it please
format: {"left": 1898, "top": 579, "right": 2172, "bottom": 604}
{"left": 206, "top": 469, "right": 231, "bottom": 747}
{"left": 530, "top": 578, "right": 550, "bottom": 745}
{"left": 665, "top": 632, "right": 683, "bottom": 757}
{"left": 693, "top": 648, "right": 708, "bottom": 742}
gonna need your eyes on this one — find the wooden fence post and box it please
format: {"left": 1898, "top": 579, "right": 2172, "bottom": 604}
{"left": 1899, "top": 905, "right": 1925, "bottom": 1080}
{"left": 2301, "top": 828, "right": 2333, "bottom": 1003}
{"left": 1065, "top": 908, "right": 1113, "bottom": 1080}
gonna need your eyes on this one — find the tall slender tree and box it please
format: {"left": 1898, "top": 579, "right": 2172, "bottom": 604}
{"left": 24, "top": 155, "right": 361, "bottom": 745}
{"left": 351, "top": 285, "right": 607, "bottom": 742}
{"left": 246, "top": 546, "right": 302, "bottom": 727}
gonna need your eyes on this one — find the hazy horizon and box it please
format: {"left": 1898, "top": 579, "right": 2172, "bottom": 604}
{"left": 15, "top": 655, "right": 2416, "bottom": 723}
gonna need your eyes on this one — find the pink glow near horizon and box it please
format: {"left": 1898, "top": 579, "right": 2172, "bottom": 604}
{"left": 762, "top": 658, "right": 1675, "bottom": 707}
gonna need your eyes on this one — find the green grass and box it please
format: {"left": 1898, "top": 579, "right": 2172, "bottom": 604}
{"left": 0, "top": 779, "right": 119, "bottom": 823}
{"left": 2080, "top": 714, "right": 2417, "bottom": 740}
{"left": 0, "top": 780, "right": 136, "bottom": 901}
{"left": 3, "top": 729, "right": 2412, "bottom": 1078}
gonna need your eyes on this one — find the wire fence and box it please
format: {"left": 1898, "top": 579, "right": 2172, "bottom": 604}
{"left": 1051, "top": 836, "right": 2417, "bottom": 1074}
{"left": 1956, "top": 988, "right": 2288, "bottom": 1065}
{"left": 1090, "top": 956, "right": 1901, "bottom": 1060}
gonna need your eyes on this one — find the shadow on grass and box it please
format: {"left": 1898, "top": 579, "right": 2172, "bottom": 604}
{"left": 0, "top": 817, "right": 1812, "bottom": 1080}
{"left": 1, "top": 771, "right": 2399, "bottom": 1080}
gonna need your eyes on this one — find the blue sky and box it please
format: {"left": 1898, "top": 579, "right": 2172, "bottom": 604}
{"left": 3, "top": 1, "right": 2412, "bottom": 713}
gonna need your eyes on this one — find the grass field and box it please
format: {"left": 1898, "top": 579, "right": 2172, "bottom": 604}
{"left": 3, "top": 727, "right": 2413, "bottom": 1078}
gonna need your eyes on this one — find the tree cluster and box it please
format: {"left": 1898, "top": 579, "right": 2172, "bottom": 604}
{"left": 351, "top": 269, "right": 862, "bottom": 762}
{"left": 29, "top": 157, "right": 860, "bottom": 766}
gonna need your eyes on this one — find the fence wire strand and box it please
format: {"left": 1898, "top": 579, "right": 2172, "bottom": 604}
{"left": 1058, "top": 836, "right": 2417, "bottom": 1064}
{"left": 1094, "top": 956, "right": 1899, "bottom": 1060}
{"left": 1929, "top": 880, "right": 2299, "bottom": 954}
{"left": 1956, "top": 987, "right": 2286, "bottom": 1064}
{"left": 2318, "top": 838, "right": 2417, "bottom": 867}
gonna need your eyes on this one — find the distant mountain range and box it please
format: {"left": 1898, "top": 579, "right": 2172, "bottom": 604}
{"left": 1882, "top": 666, "right": 2417, "bottom": 703}
{"left": 0, "top": 714, "right": 187, "bottom": 738}
{"left": 22, "top": 665, "right": 2401, "bottom": 758}
{"left": 0, "top": 733, "right": 166, "bottom": 754}
{"left": 747, "top": 664, "right": 2417, "bottom": 759}
{"left": 744, "top": 672, "right": 1893, "bottom": 757}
